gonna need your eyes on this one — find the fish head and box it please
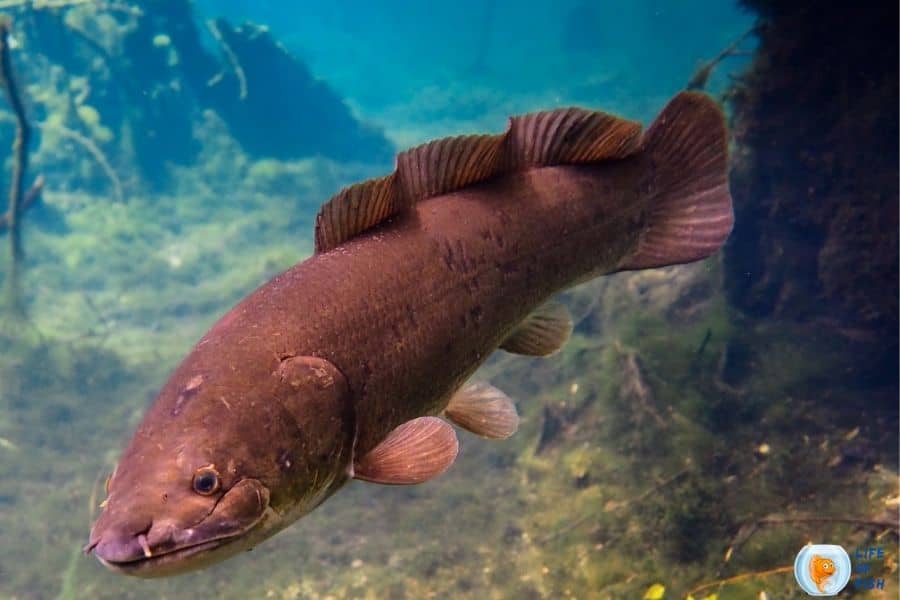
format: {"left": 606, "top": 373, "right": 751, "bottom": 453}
{"left": 85, "top": 354, "right": 354, "bottom": 577}
{"left": 85, "top": 427, "right": 275, "bottom": 577}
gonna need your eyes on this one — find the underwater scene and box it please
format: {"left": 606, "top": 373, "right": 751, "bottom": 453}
{"left": 0, "top": 0, "right": 896, "bottom": 598}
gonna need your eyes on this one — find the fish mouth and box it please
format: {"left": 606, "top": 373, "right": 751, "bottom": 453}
{"left": 95, "top": 536, "right": 234, "bottom": 576}
{"left": 87, "top": 478, "right": 272, "bottom": 577}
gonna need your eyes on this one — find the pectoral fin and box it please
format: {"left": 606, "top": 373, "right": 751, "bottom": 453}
{"left": 353, "top": 417, "right": 458, "bottom": 485}
{"left": 501, "top": 301, "right": 573, "bottom": 356}
{"left": 445, "top": 382, "right": 519, "bottom": 439}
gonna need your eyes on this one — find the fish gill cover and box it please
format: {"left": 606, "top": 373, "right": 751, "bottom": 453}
{"left": 0, "top": 0, "right": 896, "bottom": 598}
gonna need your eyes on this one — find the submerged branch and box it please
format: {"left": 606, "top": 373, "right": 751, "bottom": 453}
{"left": 723, "top": 512, "right": 900, "bottom": 568}
{"left": 206, "top": 19, "right": 248, "bottom": 100}
{"left": 53, "top": 124, "right": 123, "bottom": 203}
{"left": 0, "top": 175, "right": 43, "bottom": 231}
{"left": 686, "top": 27, "right": 755, "bottom": 91}
{"left": 0, "top": 17, "right": 31, "bottom": 314}
{"left": 685, "top": 565, "right": 795, "bottom": 598}
{"left": 0, "top": 18, "right": 29, "bottom": 260}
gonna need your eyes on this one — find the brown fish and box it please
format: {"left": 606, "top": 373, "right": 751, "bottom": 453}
{"left": 85, "top": 91, "right": 733, "bottom": 577}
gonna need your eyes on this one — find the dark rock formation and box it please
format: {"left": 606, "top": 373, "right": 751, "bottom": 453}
{"left": 202, "top": 20, "right": 393, "bottom": 164}
{"left": 724, "top": 1, "right": 898, "bottom": 384}
{"left": 17, "top": 0, "right": 393, "bottom": 185}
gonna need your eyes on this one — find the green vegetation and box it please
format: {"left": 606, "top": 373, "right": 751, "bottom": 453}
{"left": 6, "top": 222, "right": 894, "bottom": 598}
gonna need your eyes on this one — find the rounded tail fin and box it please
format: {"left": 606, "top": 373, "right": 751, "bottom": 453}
{"left": 619, "top": 92, "right": 734, "bottom": 271}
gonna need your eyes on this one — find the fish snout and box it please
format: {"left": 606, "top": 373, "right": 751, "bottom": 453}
{"left": 86, "top": 479, "right": 270, "bottom": 570}
{"left": 87, "top": 518, "right": 154, "bottom": 565}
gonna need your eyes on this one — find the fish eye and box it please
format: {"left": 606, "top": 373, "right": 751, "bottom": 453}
{"left": 192, "top": 467, "right": 221, "bottom": 495}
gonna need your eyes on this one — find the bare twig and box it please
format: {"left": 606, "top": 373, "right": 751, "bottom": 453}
{"left": 685, "top": 565, "right": 794, "bottom": 598}
{"left": 53, "top": 124, "right": 123, "bottom": 203}
{"left": 0, "top": 175, "right": 42, "bottom": 231}
{"left": 0, "top": 18, "right": 29, "bottom": 259}
{"left": 724, "top": 513, "right": 900, "bottom": 566}
{"left": 618, "top": 343, "right": 668, "bottom": 429}
{"left": 755, "top": 514, "right": 899, "bottom": 530}
{"left": 206, "top": 19, "right": 248, "bottom": 100}
{"left": 686, "top": 27, "right": 755, "bottom": 91}
{"left": 0, "top": 17, "right": 30, "bottom": 314}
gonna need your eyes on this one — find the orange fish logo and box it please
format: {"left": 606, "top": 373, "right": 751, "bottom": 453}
{"left": 809, "top": 555, "right": 837, "bottom": 593}
{"left": 794, "top": 544, "right": 849, "bottom": 596}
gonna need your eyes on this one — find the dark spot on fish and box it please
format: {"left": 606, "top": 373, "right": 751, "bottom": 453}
{"left": 358, "top": 360, "right": 373, "bottom": 400}
{"left": 405, "top": 303, "right": 418, "bottom": 328}
{"left": 469, "top": 306, "right": 483, "bottom": 322}
{"left": 497, "top": 260, "right": 518, "bottom": 276}
{"left": 442, "top": 241, "right": 455, "bottom": 271}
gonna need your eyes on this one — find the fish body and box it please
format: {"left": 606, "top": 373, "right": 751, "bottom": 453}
{"left": 87, "top": 92, "right": 733, "bottom": 576}
{"left": 809, "top": 555, "right": 836, "bottom": 592}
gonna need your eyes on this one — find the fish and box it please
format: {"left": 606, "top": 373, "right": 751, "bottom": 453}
{"left": 809, "top": 555, "right": 837, "bottom": 592}
{"left": 85, "top": 91, "right": 733, "bottom": 577}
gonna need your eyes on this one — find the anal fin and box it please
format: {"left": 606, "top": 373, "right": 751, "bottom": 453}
{"left": 500, "top": 301, "right": 574, "bottom": 356}
{"left": 445, "top": 382, "right": 519, "bottom": 439}
{"left": 353, "top": 417, "right": 458, "bottom": 485}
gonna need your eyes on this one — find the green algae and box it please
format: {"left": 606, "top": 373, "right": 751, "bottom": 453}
{"left": 3, "top": 219, "right": 897, "bottom": 600}
{"left": 0, "top": 146, "right": 896, "bottom": 599}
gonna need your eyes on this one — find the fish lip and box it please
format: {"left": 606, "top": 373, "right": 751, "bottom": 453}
{"left": 97, "top": 530, "right": 230, "bottom": 575}
{"left": 94, "top": 524, "right": 253, "bottom": 577}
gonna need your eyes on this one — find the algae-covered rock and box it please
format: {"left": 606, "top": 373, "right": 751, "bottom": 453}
{"left": 724, "top": 1, "right": 898, "bottom": 392}
{"left": 202, "top": 19, "right": 394, "bottom": 165}
{"left": 11, "top": 0, "right": 393, "bottom": 187}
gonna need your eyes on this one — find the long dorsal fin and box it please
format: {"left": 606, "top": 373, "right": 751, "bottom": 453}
{"left": 314, "top": 107, "right": 644, "bottom": 253}
{"left": 504, "top": 108, "right": 642, "bottom": 168}
{"left": 396, "top": 133, "right": 506, "bottom": 201}
{"left": 314, "top": 174, "right": 404, "bottom": 253}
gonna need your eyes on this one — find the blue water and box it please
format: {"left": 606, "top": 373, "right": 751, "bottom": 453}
{"left": 0, "top": 1, "right": 895, "bottom": 599}
{"left": 196, "top": 0, "right": 752, "bottom": 126}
